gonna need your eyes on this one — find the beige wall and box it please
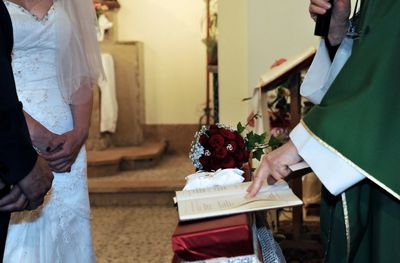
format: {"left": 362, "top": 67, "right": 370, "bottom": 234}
{"left": 117, "top": 0, "right": 206, "bottom": 124}
{"left": 219, "top": 0, "right": 319, "bottom": 125}
{"left": 218, "top": 0, "right": 249, "bottom": 127}
{"left": 116, "top": 0, "right": 318, "bottom": 126}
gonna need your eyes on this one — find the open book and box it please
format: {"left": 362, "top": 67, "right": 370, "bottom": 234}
{"left": 175, "top": 181, "right": 303, "bottom": 221}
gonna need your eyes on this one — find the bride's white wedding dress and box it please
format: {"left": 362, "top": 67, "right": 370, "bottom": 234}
{"left": 3, "top": 1, "right": 95, "bottom": 262}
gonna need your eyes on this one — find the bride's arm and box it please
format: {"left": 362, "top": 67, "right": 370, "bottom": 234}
{"left": 41, "top": 93, "right": 93, "bottom": 173}
{"left": 23, "top": 112, "right": 58, "bottom": 153}
{"left": 69, "top": 93, "right": 93, "bottom": 148}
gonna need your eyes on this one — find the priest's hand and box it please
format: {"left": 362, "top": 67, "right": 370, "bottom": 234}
{"left": 309, "top": 0, "right": 351, "bottom": 45}
{"left": 246, "top": 140, "right": 302, "bottom": 198}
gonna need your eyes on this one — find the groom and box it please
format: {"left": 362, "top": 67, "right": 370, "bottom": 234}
{"left": 0, "top": 1, "right": 53, "bottom": 261}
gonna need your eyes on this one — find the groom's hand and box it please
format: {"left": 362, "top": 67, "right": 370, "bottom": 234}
{"left": 0, "top": 185, "right": 28, "bottom": 212}
{"left": 18, "top": 156, "right": 53, "bottom": 210}
{"left": 0, "top": 157, "right": 53, "bottom": 212}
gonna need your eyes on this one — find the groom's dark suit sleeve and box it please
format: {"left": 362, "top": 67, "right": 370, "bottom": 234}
{"left": 0, "top": 2, "right": 38, "bottom": 185}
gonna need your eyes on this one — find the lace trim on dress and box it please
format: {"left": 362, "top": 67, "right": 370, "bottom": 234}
{"left": 3, "top": 0, "right": 56, "bottom": 22}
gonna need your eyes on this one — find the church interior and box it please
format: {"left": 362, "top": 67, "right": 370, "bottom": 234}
{"left": 90, "top": 0, "right": 324, "bottom": 262}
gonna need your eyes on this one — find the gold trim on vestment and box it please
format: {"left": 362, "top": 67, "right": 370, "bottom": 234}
{"left": 300, "top": 120, "right": 400, "bottom": 200}
{"left": 341, "top": 193, "right": 351, "bottom": 262}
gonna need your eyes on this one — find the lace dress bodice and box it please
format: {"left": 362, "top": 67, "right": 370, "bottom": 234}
{"left": 7, "top": 0, "right": 73, "bottom": 134}
{"left": 10, "top": 1, "right": 58, "bottom": 84}
{"left": 3, "top": 1, "right": 95, "bottom": 262}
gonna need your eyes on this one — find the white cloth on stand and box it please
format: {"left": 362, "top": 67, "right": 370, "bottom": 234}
{"left": 99, "top": 53, "right": 118, "bottom": 133}
{"left": 97, "top": 14, "right": 113, "bottom": 42}
{"left": 183, "top": 169, "right": 245, "bottom": 191}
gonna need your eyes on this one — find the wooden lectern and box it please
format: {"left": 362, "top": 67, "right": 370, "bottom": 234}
{"left": 257, "top": 47, "right": 316, "bottom": 240}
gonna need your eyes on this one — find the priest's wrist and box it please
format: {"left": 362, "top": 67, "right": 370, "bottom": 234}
{"left": 327, "top": 19, "right": 348, "bottom": 46}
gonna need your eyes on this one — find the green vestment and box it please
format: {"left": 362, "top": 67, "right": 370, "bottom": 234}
{"left": 303, "top": 0, "right": 400, "bottom": 261}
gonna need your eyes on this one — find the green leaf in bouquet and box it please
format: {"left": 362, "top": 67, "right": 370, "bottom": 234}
{"left": 268, "top": 135, "right": 283, "bottom": 150}
{"left": 254, "top": 132, "right": 267, "bottom": 145}
{"left": 245, "top": 131, "right": 257, "bottom": 149}
{"left": 252, "top": 148, "right": 265, "bottom": 161}
{"left": 237, "top": 122, "right": 246, "bottom": 134}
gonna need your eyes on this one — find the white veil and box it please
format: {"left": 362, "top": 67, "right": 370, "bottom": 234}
{"left": 55, "top": 0, "right": 104, "bottom": 105}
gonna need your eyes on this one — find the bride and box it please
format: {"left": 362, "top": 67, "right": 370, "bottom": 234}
{"left": 3, "top": 0, "right": 102, "bottom": 261}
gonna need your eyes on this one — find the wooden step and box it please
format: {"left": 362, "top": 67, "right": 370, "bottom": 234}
{"left": 87, "top": 141, "right": 168, "bottom": 177}
{"left": 89, "top": 179, "right": 185, "bottom": 207}
{"left": 88, "top": 154, "right": 194, "bottom": 207}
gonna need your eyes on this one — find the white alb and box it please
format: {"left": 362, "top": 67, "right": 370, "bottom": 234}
{"left": 290, "top": 38, "right": 365, "bottom": 196}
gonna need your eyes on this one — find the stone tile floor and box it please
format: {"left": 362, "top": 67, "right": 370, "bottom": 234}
{"left": 89, "top": 154, "right": 194, "bottom": 183}
{"left": 91, "top": 154, "right": 192, "bottom": 263}
{"left": 92, "top": 206, "right": 178, "bottom": 263}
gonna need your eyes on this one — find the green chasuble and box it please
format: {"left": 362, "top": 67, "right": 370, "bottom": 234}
{"left": 303, "top": 0, "right": 400, "bottom": 262}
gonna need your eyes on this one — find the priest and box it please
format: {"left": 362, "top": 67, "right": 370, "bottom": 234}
{"left": 247, "top": 0, "right": 400, "bottom": 262}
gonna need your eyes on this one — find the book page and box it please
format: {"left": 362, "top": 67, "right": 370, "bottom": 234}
{"left": 177, "top": 181, "right": 302, "bottom": 221}
{"left": 176, "top": 181, "right": 288, "bottom": 201}
{"left": 176, "top": 182, "right": 248, "bottom": 201}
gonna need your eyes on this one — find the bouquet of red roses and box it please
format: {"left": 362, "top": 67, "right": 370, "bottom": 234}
{"left": 189, "top": 124, "right": 250, "bottom": 171}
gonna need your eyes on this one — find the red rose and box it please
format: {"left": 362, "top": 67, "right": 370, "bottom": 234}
{"left": 209, "top": 159, "right": 222, "bottom": 171}
{"left": 243, "top": 150, "right": 250, "bottom": 162}
{"left": 234, "top": 151, "right": 244, "bottom": 162}
{"left": 203, "top": 147, "right": 213, "bottom": 157}
{"left": 222, "top": 156, "right": 236, "bottom": 168}
{"left": 225, "top": 141, "right": 237, "bottom": 153}
{"left": 235, "top": 133, "right": 246, "bottom": 149}
{"left": 215, "top": 147, "right": 228, "bottom": 159}
{"left": 235, "top": 150, "right": 250, "bottom": 168}
{"left": 220, "top": 129, "right": 236, "bottom": 139}
{"left": 199, "top": 134, "right": 209, "bottom": 146}
{"left": 209, "top": 134, "right": 225, "bottom": 149}
{"left": 209, "top": 125, "right": 220, "bottom": 135}
{"left": 199, "top": 156, "right": 210, "bottom": 167}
